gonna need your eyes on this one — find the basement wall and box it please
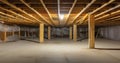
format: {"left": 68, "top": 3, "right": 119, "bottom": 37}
{"left": 99, "top": 26, "right": 120, "bottom": 41}
{"left": 20, "top": 26, "right": 39, "bottom": 40}
{"left": 51, "top": 27, "right": 69, "bottom": 38}
{"left": 0, "top": 23, "right": 20, "bottom": 42}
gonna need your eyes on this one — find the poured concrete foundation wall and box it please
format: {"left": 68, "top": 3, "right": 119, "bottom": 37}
{"left": 20, "top": 27, "right": 39, "bottom": 39}
{"left": 51, "top": 27, "right": 69, "bottom": 38}
{"left": 100, "top": 26, "right": 120, "bottom": 41}
{"left": 78, "top": 27, "right": 88, "bottom": 39}
{"left": 0, "top": 23, "right": 20, "bottom": 42}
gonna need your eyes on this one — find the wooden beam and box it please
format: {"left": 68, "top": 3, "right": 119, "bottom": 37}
{"left": 88, "top": 14, "right": 95, "bottom": 49}
{"left": 85, "top": 9, "right": 120, "bottom": 25}
{"left": 20, "top": 0, "right": 51, "bottom": 25}
{"left": 27, "top": 31, "right": 30, "bottom": 37}
{"left": 96, "top": 20, "right": 120, "bottom": 25}
{"left": 68, "top": 0, "right": 96, "bottom": 25}
{"left": 39, "top": 23, "right": 44, "bottom": 43}
{"left": 64, "top": 0, "right": 77, "bottom": 25}
{"left": 40, "top": 0, "right": 56, "bottom": 26}
{"left": 0, "top": 15, "right": 34, "bottom": 25}
{"left": 77, "top": 14, "right": 88, "bottom": 25}
{"left": 95, "top": 4, "right": 120, "bottom": 18}
{"left": 0, "top": 12, "right": 29, "bottom": 24}
{"left": 3, "top": 28, "right": 7, "bottom": 42}
{"left": 3, "top": 32, "right": 6, "bottom": 42}
{"left": 12, "top": 30, "right": 14, "bottom": 37}
{"left": 48, "top": 26, "right": 51, "bottom": 40}
{"left": 25, "top": 31, "right": 27, "bottom": 38}
{"left": 0, "top": 0, "right": 40, "bottom": 23}
{"left": 19, "top": 28, "right": 21, "bottom": 39}
{"left": 0, "top": 6, "right": 35, "bottom": 23}
{"left": 91, "top": 0, "right": 115, "bottom": 14}
{"left": 69, "top": 27, "right": 72, "bottom": 39}
{"left": 96, "top": 10, "right": 120, "bottom": 21}
{"left": 0, "top": 11, "right": 15, "bottom": 19}
{"left": 97, "top": 15, "right": 120, "bottom": 23}
{"left": 73, "top": 24, "right": 77, "bottom": 41}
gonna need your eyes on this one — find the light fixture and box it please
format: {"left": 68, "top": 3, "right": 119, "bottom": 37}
{"left": 59, "top": 14, "right": 64, "bottom": 20}
{"left": 0, "top": 21, "right": 4, "bottom": 23}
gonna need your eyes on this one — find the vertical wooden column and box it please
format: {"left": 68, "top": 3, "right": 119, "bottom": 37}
{"left": 39, "top": 23, "right": 44, "bottom": 43}
{"left": 3, "top": 31, "right": 6, "bottom": 42}
{"left": 12, "top": 30, "right": 14, "bottom": 36}
{"left": 27, "top": 31, "right": 30, "bottom": 37}
{"left": 48, "top": 26, "right": 51, "bottom": 40}
{"left": 73, "top": 24, "right": 77, "bottom": 42}
{"left": 69, "top": 27, "right": 72, "bottom": 39}
{"left": 88, "top": 14, "right": 95, "bottom": 48}
{"left": 18, "top": 28, "right": 20, "bottom": 39}
{"left": 12, "top": 31, "right": 15, "bottom": 36}
{"left": 25, "top": 31, "right": 27, "bottom": 38}
{"left": 3, "top": 28, "right": 7, "bottom": 42}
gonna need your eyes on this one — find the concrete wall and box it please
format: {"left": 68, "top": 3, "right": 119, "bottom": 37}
{"left": 0, "top": 23, "right": 20, "bottom": 42}
{"left": 20, "top": 27, "right": 39, "bottom": 39}
{"left": 51, "top": 27, "right": 69, "bottom": 38}
{"left": 100, "top": 26, "right": 120, "bottom": 41}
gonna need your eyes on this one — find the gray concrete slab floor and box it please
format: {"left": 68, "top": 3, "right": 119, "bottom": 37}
{"left": 0, "top": 38, "right": 120, "bottom": 63}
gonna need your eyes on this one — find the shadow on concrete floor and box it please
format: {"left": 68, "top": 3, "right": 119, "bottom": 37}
{"left": 95, "top": 48, "right": 120, "bottom": 50}
{"left": 24, "top": 39, "right": 39, "bottom": 43}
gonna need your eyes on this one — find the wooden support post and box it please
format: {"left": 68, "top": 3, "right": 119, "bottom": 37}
{"left": 88, "top": 14, "right": 95, "bottom": 48}
{"left": 12, "top": 30, "right": 14, "bottom": 36}
{"left": 3, "top": 28, "right": 7, "bottom": 42}
{"left": 73, "top": 24, "right": 77, "bottom": 41}
{"left": 32, "top": 31, "right": 34, "bottom": 38}
{"left": 69, "top": 27, "right": 72, "bottom": 39}
{"left": 18, "top": 28, "right": 20, "bottom": 39}
{"left": 3, "top": 31, "right": 6, "bottom": 42}
{"left": 27, "top": 31, "right": 30, "bottom": 37}
{"left": 25, "top": 31, "right": 27, "bottom": 38}
{"left": 39, "top": 23, "right": 44, "bottom": 43}
{"left": 48, "top": 26, "right": 51, "bottom": 40}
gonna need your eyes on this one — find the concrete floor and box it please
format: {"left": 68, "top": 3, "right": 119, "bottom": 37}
{"left": 0, "top": 38, "right": 120, "bottom": 63}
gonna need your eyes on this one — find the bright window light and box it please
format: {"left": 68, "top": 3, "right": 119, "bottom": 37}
{"left": 59, "top": 14, "right": 64, "bottom": 20}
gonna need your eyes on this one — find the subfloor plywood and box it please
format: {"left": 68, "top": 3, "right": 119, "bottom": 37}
{"left": 0, "top": 38, "right": 120, "bottom": 63}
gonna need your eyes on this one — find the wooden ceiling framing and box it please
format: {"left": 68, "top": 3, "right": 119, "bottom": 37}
{"left": 0, "top": 0, "right": 120, "bottom": 26}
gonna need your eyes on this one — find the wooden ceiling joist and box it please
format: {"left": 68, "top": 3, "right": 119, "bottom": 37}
{"left": 0, "top": 11, "right": 16, "bottom": 19}
{"left": 96, "top": 19, "right": 120, "bottom": 25}
{"left": 0, "top": 13, "right": 30, "bottom": 24}
{"left": 97, "top": 15, "right": 120, "bottom": 23}
{"left": 0, "top": 0, "right": 120, "bottom": 26}
{"left": 68, "top": 0, "right": 96, "bottom": 25}
{"left": 40, "top": 0, "right": 56, "bottom": 26}
{"left": 0, "top": 6, "right": 35, "bottom": 24}
{"left": 64, "top": 0, "right": 77, "bottom": 25}
{"left": 91, "top": 0, "right": 115, "bottom": 14}
{"left": 95, "top": 4, "right": 120, "bottom": 18}
{"left": 96, "top": 9, "right": 120, "bottom": 21}
{"left": 20, "top": 0, "right": 52, "bottom": 25}
{"left": 77, "top": 14, "right": 88, "bottom": 25}
{"left": 0, "top": 0, "right": 41, "bottom": 24}
{"left": 101, "top": 15, "right": 120, "bottom": 21}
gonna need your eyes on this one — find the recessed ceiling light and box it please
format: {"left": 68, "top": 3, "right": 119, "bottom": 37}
{"left": 59, "top": 14, "right": 64, "bottom": 20}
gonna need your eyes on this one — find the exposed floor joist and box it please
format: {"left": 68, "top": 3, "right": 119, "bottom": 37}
{"left": 0, "top": 0, "right": 119, "bottom": 26}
